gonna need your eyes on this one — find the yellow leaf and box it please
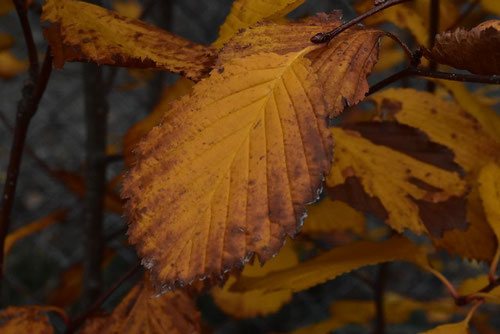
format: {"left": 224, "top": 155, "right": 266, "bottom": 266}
{"left": 123, "top": 47, "right": 332, "bottom": 289}
{"left": 482, "top": 0, "right": 500, "bottom": 15}
{"left": 4, "top": 209, "right": 67, "bottom": 254}
{"left": 327, "top": 127, "right": 465, "bottom": 234}
{"left": 0, "top": 306, "right": 64, "bottom": 334}
{"left": 112, "top": 0, "right": 141, "bottom": 19}
{"left": 41, "top": 0, "right": 216, "bottom": 81}
{"left": 219, "top": 15, "right": 383, "bottom": 116}
{"left": 80, "top": 278, "right": 201, "bottom": 334}
{"left": 231, "top": 236, "right": 430, "bottom": 293}
{"left": 478, "top": 163, "right": 500, "bottom": 269}
{"left": 433, "top": 185, "right": 496, "bottom": 262}
{"left": 211, "top": 241, "right": 298, "bottom": 318}
{"left": 425, "top": 20, "right": 500, "bottom": 75}
{"left": 0, "top": 51, "right": 28, "bottom": 79}
{"left": 214, "top": 0, "right": 304, "bottom": 47}
{"left": 478, "top": 163, "right": 500, "bottom": 239}
{"left": 123, "top": 77, "right": 194, "bottom": 166}
{"left": 438, "top": 81, "right": 500, "bottom": 144}
{"left": 422, "top": 301, "right": 482, "bottom": 334}
{"left": 370, "top": 88, "right": 500, "bottom": 174}
{"left": 302, "top": 198, "right": 365, "bottom": 234}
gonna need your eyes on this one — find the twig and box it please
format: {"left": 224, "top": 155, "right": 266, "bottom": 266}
{"left": 82, "top": 61, "right": 109, "bottom": 306}
{"left": 12, "top": 0, "right": 38, "bottom": 76}
{"left": 373, "top": 264, "right": 388, "bottom": 334}
{"left": 0, "top": 48, "right": 52, "bottom": 290}
{"left": 311, "top": 0, "right": 413, "bottom": 44}
{"left": 426, "top": 0, "right": 440, "bottom": 92}
{"left": 382, "top": 31, "right": 415, "bottom": 65}
{"left": 66, "top": 264, "right": 141, "bottom": 334}
{"left": 368, "top": 66, "right": 500, "bottom": 95}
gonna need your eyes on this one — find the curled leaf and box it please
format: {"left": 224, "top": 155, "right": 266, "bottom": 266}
{"left": 41, "top": 0, "right": 216, "bottom": 80}
{"left": 425, "top": 20, "right": 500, "bottom": 75}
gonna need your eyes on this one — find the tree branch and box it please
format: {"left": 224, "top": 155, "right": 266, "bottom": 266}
{"left": 0, "top": 48, "right": 52, "bottom": 293}
{"left": 372, "top": 263, "right": 388, "bottom": 334}
{"left": 311, "top": 0, "right": 413, "bottom": 44}
{"left": 368, "top": 66, "right": 500, "bottom": 95}
{"left": 426, "top": 0, "right": 440, "bottom": 92}
{"left": 12, "top": 0, "right": 38, "bottom": 77}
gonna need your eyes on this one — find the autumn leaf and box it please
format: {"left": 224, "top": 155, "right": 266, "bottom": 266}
{"left": 4, "top": 209, "right": 67, "bottom": 254}
{"left": 478, "top": 163, "right": 500, "bottom": 270}
{"left": 231, "top": 236, "right": 430, "bottom": 293}
{"left": 327, "top": 127, "right": 465, "bottom": 235}
{"left": 370, "top": 88, "right": 500, "bottom": 174}
{"left": 123, "top": 47, "right": 333, "bottom": 289}
{"left": 41, "top": 0, "right": 216, "bottom": 81}
{"left": 214, "top": 0, "right": 305, "bottom": 47}
{"left": 302, "top": 198, "right": 365, "bottom": 235}
{"left": 0, "top": 306, "right": 65, "bottom": 334}
{"left": 422, "top": 302, "right": 482, "bottom": 334}
{"left": 80, "top": 278, "right": 201, "bottom": 334}
{"left": 211, "top": 241, "right": 298, "bottom": 318}
{"left": 424, "top": 20, "right": 500, "bottom": 75}
{"left": 219, "top": 15, "right": 383, "bottom": 116}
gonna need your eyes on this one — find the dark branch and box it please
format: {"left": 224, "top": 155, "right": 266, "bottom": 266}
{"left": 12, "top": 0, "right": 39, "bottom": 77}
{"left": 0, "top": 48, "right": 52, "bottom": 292}
{"left": 368, "top": 67, "right": 500, "bottom": 96}
{"left": 311, "top": 0, "right": 413, "bottom": 44}
{"left": 426, "top": 0, "right": 440, "bottom": 92}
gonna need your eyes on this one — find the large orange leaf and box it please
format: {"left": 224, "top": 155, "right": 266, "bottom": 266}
{"left": 41, "top": 0, "right": 216, "bottom": 81}
{"left": 80, "top": 278, "right": 200, "bottom": 334}
{"left": 425, "top": 20, "right": 500, "bottom": 75}
{"left": 123, "top": 48, "right": 332, "bottom": 289}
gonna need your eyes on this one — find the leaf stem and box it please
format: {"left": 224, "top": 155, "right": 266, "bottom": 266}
{"left": 368, "top": 67, "right": 500, "bottom": 95}
{"left": 0, "top": 48, "right": 52, "bottom": 296}
{"left": 311, "top": 0, "right": 413, "bottom": 44}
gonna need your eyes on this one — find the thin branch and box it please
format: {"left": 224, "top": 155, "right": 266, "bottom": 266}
{"left": 66, "top": 264, "right": 141, "bottom": 334}
{"left": 311, "top": 0, "right": 413, "bottom": 44}
{"left": 427, "top": 0, "right": 440, "bottom": 92}
{"left": 12, "top": 0, "right": 38, "bottom": 76}
{"left": 368, "top": 66, "right": 500, "bottom": 95}
{"left": 0, "top": 48, "right": 52, "bottom": 290}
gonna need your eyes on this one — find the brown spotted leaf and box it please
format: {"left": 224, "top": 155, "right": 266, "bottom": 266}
{"left": 327, "top": 127, "right": 465, "bottom": 235}
{"left": 122, "top": 47, "right": 332, "bottom": 290}
{"left": 425, "top": 20, "right": 500, "bottom": 75}
{"left": 80, "top": 278, "right": 201, "bottom": 334}
{"left": 220, "top": 14, "right": 383, "bottom": 116}
{"left": 41, "top": 0, "right": 216, "bottom": 81}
